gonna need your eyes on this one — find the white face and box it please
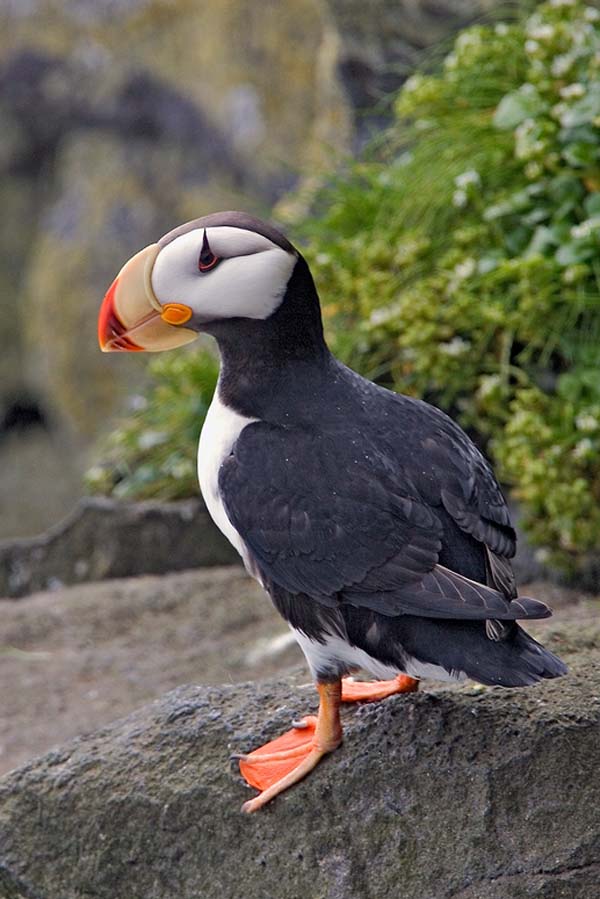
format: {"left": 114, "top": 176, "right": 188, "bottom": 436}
{"left": 151, "top": 226, "right": 297, "bottom": 322}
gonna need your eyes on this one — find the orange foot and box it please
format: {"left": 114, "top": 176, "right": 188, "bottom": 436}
{"left": 236, "top": 675, "right": 419, "bottom": 812}
{"left": 237, "top": 715, "right": 330, "bottom": 812}
{"left": 341, "top": 673, "right": 419, "bottom": 702}
{"left": 236, "top": 682, "right": 342, "bottom": 813}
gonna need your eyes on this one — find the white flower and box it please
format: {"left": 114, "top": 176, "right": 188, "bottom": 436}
{"left": 549, "top": 0, "right": 576, "bottom": 7}
{"left": 456, "top": 31, "right": 481, "bottom": 51}
{"left": 516, "top": 117, "right": 536, "bottom": 137}
{"left": 315, "top": 253, "right": 330, "bottom": 265}
{"left": 560, "top": 83, "right": 585, "bottom": 98}
{"left": 454, "top": 169, "right": 481, "bottom": 189}
{"left": 515, "top": 118, "right": 545, "bottom": 159}
{"left": 452, "top": 189, "right": 468, "bottom": 208}
{"left": 575, "top": 413, "right": 598, "bottom": 432}
{"left": 571, "top": 222, "right": 592, "bottom": 239}
{"left": 495, "top": 23, "right": 509, "bottom": 36}
{"left": 527, "top": 24, "right": 555, "bottom": 41}
{"left": 563, "top": 265, "right": 584, "bottom": 284}
{"left": 525, "top": 39, "right": 540, "bottom": 55}
{"left": 128, "top": 394, "right": 148, "bottom": 412}
{"left": 525, "top": 161, "right": 542, "bottom": 179}
{"left": 522, "top": 83, "right": 538, "bottom": 96}
{"left": 171, "top": 461, "right": 194, "bottom": 479}
{"left": 570, "top": 218, "right": 600, "bottom": 239}
{"left": 369, "top": 305, "right": 401, "bottom": 327}
{"left": 551, "top": 54, "right": 574, "bottom": 77}
{"left": 585, "top": 6, "right": 600, "bottom": 22}
{"left": 454, "top": 258, "right": 476, "bottom": 280}
{"left": 440, "top": 337, "right": 470, "bottom": 356}
{"left": 85, "top": 466, "right": 105, "bottom": 483}
{"left": 571, "top": 22, "right": 594, "bottom": 47}
{"left": 573, "top": 438, "right": 594, "bottom": 459}
{"left": 551, "top": 101, "right": 568, "bottom": 120}
{"left": 478, "top": 374, "right": 502, "bottom": 398}
{"left": 137, "top": 430, "right": 168, "bottom": 450}
{"left": 403, "top": 74, "right": 423, "bottom": 93}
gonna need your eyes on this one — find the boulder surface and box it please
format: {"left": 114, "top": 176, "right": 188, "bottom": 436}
{"left": 0, "top": 615, "right": 598, "bottom": 899}
{"left": 0, "top": 567, "right": 300, "bottom": 776}
{"left": 0, "top": 497, "right": 238, "bottom": 598}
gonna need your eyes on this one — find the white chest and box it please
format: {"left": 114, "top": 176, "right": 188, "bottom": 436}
{"left": 197, "top": 392, "right": 257, "bottom": 560}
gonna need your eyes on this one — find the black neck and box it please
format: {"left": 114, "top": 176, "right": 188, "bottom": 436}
{"left": 204, "top": 256, "right": 332, "bottom": 420}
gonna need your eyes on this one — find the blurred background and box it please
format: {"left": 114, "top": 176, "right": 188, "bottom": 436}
{"left": 0, "top": 0, "right": 494, "bottom": 539}
{"left": 1, "top": 0, "right": 600, "bottom": 777}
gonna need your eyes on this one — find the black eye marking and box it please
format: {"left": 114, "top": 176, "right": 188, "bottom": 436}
{"left": 198, "top": 229, "right": 220, "bottom": 272}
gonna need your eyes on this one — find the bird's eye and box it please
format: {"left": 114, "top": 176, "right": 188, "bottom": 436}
{"left": 198, "top": 229, "right": 220, "bottom": 273}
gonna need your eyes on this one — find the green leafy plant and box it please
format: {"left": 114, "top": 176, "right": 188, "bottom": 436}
{"left": 88, "top": 0, "right": 600, "bottom": 572}
{"left": 299, "top": 0, "right": 600, "bottom": 572}
{"left": 86, "top": 350, "right": 218, "bottom": 500}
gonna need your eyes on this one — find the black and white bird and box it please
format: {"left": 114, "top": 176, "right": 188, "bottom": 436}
{"left": 99, "top": 211, "right": 566, "bottom": 812}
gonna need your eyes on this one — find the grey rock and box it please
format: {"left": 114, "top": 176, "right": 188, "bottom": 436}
{"left": 0, "top": 497, "right": 238, "bottom": 598}
{"left": 0, "top": 566, "right": 302, "bottom": 776}
{"left": 0, "top": 428, "right": 87, "bottom": 542}
{"left": 0, "top": 624, "right": 598, "bottom": 899}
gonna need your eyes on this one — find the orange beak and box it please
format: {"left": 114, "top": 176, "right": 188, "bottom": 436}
{"left": 98, "top": 244, "right": 197, "bottom": 353}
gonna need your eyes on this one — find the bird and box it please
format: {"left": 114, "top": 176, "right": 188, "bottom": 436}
{"left": 98, "top": 210, "right": 567, "bottom": 813}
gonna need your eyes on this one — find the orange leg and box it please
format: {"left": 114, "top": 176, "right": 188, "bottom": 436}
{"left": 237, "top": 680, "right": 343, "bottom": 813}
{"left": 341, "top": 673, "right": 419, "bottom": 702}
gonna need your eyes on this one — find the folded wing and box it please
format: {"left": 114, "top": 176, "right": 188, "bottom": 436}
{"left": 219, "top": 421, "right": 549, "bottom": 622}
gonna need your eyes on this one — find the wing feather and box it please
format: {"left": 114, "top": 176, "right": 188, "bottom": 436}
{"left": 219, "top": 420, "right": 549, "bottom": 622}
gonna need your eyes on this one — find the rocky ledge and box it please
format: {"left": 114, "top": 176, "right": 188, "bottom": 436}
{"left": 0, "top": 615, "right": 598, "bottom": 899}
{"left": 0, "top": 497, "right": 238, "bottom": 598}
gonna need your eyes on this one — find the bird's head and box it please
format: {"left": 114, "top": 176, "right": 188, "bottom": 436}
{"left": 98, "top": 211, "right": 302, "bottom": 353}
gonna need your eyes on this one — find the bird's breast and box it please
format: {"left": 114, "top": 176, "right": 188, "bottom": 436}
{"left": 198, "top": 391, "right": 257, "bottom": 561}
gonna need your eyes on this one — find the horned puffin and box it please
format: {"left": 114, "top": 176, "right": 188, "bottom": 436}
{"left": 98, "top": 211, "right": 566, "bottom": 813}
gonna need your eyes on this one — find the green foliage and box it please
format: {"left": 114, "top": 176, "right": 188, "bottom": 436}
{"left": 85, "top": 350, "right": 218, "bottom": 499}
{"left": 300, "top": 0, "right": 600, "bottom": 571}
{"left": 89, "top": 0, "right": 600, "bottom": 571}
{"left": 495, "top": 373, "right": 600, "bottom": 561}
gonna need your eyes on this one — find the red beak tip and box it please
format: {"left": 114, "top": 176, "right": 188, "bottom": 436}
{"left": 98, "top": 276, "right": 144, "bottom": 352}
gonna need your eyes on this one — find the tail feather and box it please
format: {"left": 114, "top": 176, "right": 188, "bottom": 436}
{"left": 464, "top": 626, "right": 568, "bottom": 687}
{"left": 507, "top": 595, "right": 552, "bottom": 620}
{"left": 377, "top": 617, "right": 569, "bottom": 688}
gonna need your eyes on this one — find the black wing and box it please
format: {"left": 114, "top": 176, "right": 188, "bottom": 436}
{"left": 403, "top": 399, "right": 517, "bottom": 597}
{"left": 219, "top": 421, "right": 547, "bottom": 622}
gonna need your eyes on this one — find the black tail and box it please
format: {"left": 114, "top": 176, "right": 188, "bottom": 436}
{"left": 460, "top": 624, "right": 568, "bottom": 687}
{"left": 373, "top": 616, "right": 568, "bottom": 688}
